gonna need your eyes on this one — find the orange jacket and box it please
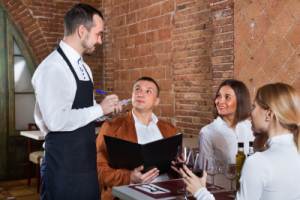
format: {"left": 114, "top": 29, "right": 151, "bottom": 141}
{"left": 96, "top": 111, "right": 178, "bottom": 200}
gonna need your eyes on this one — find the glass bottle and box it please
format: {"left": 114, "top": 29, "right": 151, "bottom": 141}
{"left": 236, "top": 142, "right": 246, "bottom": 190}
{"left": 247, "top": 141, "right": 254, "bottom": 157}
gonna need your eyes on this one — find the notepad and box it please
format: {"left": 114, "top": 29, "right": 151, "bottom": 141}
{"left": 104, "top": 134, "right": 182, "bottom": 174}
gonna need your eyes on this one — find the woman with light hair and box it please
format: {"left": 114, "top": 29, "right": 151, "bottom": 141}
{"left": 180, "top": 83, "right": 300, "bottom": 200}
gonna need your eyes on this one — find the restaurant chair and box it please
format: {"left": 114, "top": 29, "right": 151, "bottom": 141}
{"left": 27, "top": 123, "right": 44, "bottom": 193}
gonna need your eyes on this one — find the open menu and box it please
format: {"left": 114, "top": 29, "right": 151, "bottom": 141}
{"left": 104, "top": 134, "right": 182, "bottom": 175}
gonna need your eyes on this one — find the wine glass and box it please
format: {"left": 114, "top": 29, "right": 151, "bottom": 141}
{"left": 175, "top": 145, "right": 191, "bottom": 194}
{"left": 225, "top": 162, "right": 237, "bottom": 194}
{"left": 205, "top": 156, "right": 220, "bottom": 190}
{"left": 192, "top": 153, "right": 205, "bottom": 178}
{"left": 177, "top": 149, "right": 195, "bottom": 200}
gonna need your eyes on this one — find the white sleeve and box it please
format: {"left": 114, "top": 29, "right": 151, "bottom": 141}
{"left": 33, "top": 64, "right": 103, "bottom": 132}
{"left": 199, "top": 128, "right": 214, "bottom": 158}
{"left": 194, "top": 188, "right": 215, "bottom": 200}
{"left": 236, "top": 153, "right": 270, "bottom": 200}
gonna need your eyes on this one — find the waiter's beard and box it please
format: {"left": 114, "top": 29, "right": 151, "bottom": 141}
{"left": 81, "top": 34, "right": 96, "bottom": 56}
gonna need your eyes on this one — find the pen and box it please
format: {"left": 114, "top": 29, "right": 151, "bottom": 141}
{"left": 117, "top": 98, "right": 131, "bottom": 106}
{"left": 96, "top": 90, "right": 106, "bottom": 95}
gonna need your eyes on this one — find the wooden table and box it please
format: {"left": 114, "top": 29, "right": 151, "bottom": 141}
{"left": 112, "top": 179, "right": 234, "bottom": 200}
{"left": 20, "top": 127, "right": 101, "bottom": 140}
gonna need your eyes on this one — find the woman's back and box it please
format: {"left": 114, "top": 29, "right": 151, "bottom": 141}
{"left": 237, "top": 134, "right": 300, "bottom": 200}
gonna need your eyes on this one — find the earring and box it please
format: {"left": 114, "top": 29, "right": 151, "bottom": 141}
{"left": 265, "top": 118, "right": 269, "bottom": 122}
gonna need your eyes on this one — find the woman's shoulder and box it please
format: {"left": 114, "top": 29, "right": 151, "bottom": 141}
{"left": 240, "top": 119, "right": 252, "bottom": 127}
{"left": 199, "top": 118, "right": 219, "bottom": 134}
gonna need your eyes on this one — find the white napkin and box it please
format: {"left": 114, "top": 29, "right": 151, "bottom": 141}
{"left": 136, "top": 186, "right": 165, "bottom": 194}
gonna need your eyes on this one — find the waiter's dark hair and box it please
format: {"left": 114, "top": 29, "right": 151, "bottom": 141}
{"left": 64, "top": 3, "right": 104, "bottom": 36}
{"left": 213, "top": 79, "right": 251, "bottom": 126}
{"left": 134, "top": 77, "right": 160, "bottom": 97}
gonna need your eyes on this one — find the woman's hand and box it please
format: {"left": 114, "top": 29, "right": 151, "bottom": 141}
{"left": 180, "top": 165, "right": 207, "bottom": 196}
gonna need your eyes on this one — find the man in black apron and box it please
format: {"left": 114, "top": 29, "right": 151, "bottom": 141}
{"left": 32, "top": 3, "right": 123, "bottom": 200}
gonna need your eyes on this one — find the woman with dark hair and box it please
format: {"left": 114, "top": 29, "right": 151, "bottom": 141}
{"left": 181, "top": 83, "right": 300, "bottom": 200}
{"left": 198, "top": 79, "right": 254, "bottom": 164}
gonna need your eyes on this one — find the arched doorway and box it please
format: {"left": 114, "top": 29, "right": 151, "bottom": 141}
{"left": 0, "top": 3, "right": 37, "bottom": 180}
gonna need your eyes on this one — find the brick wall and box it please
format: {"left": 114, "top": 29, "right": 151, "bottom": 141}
{"left": 234, "top": 0, "right": 300, "bottom": 99}
{"left": 100, "top": 0, "right": 217, "bottom": 136}
{"left": 173, "top": 0, "right": 213, "bottom": 135}
{"left": 0, "top": 0, "right": 105, "bottom": 101}
{"left": 0, "top": 0, "right": 242, "bottom": 137}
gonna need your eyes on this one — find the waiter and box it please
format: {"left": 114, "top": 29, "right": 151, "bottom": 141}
{"left": 32, "top": 3, "right": 122, "bottom": 200}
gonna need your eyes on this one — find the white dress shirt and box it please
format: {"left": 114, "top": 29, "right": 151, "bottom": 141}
{"left": 237, "top": 134, "right": 300, "bottom": 200}
{"left": 199, "top": 117, "right": 254, "bottom": 165}
{"left": 194, "top": 134, "right": 300, "bottom": 200}
{"left": 132, "top": 111, "right": 169, "bottom": 182}
{"left": 32, "top": 41, "right": 105, "bottom": 136}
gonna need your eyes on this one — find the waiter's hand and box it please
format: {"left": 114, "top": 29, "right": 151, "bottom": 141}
{"left": 113, "top": 99, "right": 128, "bottom": 115}
{"left": 100, "top": 94, "right": 120, "bottom": 115}
{"left": 130, "top": 165, "right": 159, "bottom": 184}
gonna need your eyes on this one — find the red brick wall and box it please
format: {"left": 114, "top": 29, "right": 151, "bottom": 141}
{"left": 100, "top": 0, "right": 217, "bottom": 136}
{"left": 0, "top": 0, "right": 105, "bottom": 101}
{"left": 1, "top": 0, "right": 237, "bottom": 137}
{"left": 234, "top": 0, "right": 300, "bottom": 99}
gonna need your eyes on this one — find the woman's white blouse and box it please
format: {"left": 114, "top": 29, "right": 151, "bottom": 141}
{"left": 198, "top": 117, "right": 254, "bottom": 164}
{"left": 194, "top": 134, "right": 300, "bottom": 200}
{"left": 237, "top": 134, "right": 300, "bottom": 200}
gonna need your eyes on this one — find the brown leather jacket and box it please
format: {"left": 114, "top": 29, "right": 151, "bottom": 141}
{"left": 96, "top": 111, "right": 178, "bottom": 200}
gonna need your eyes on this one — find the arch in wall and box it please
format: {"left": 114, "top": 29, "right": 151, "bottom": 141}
{"left": 0, "top": 0, "right": 51, "bottom": 65}
{"left": 0, "top": 2, "right": 40, "bottom": 180}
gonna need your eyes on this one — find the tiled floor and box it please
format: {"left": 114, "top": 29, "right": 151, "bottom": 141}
{"left": 0, "top": 178, "right": 41, "bottom": 200}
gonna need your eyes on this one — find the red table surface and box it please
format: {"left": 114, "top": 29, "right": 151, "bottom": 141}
{"left": 128, "top": 179, "right": 232, "bottom": 200}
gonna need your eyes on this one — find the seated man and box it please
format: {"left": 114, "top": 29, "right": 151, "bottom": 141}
{"left": 96, "top": 77, "right": 178, "bottom": 200}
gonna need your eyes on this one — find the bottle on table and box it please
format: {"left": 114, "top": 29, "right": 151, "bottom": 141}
{"left": 247, "top": 141, "right": 254, "bottom": 157}
{"left": 236, "top": 142, "right": 246, "bottom": 190}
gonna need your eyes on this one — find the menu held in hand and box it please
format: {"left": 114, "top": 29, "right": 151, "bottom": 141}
{"left": 104, "top": 134, "right": 182, "bottom": 175}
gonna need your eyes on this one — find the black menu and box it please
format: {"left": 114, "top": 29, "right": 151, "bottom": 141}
{"left": 104, "top": 134, "right": 182, "bottom": 174}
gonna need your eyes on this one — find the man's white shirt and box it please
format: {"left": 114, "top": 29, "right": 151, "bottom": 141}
{"left": 132, "top": 110, "right": 169, "bottom": 182}
{"left": 32, "top": 40, "right": 105, "bottom": 137}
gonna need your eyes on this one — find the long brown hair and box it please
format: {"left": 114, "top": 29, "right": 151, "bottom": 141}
{"left": 255, "top": 83, "right": 300, "bottom": 153}
{"left": 213, "top": 79, "right": 251, "bottom": 126}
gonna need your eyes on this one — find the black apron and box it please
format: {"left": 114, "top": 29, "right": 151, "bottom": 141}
{"left": 45, "top": 46, "right": 100, "bottom": 200}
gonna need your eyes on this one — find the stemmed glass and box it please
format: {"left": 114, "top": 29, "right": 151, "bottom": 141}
{"left": 192, "top": 153, "right": 205, "bottom": 178}
{"left": 205, "top": 156, "right": 219, "bottom": 190}
{"left": 175, "top": 145, "right": 191, "bottom": 194}
{"left": 225, "top": 162, "right": 237, "bottom": 194}
{"left": 176, "top": 148, "right": 195, "bottom": 200}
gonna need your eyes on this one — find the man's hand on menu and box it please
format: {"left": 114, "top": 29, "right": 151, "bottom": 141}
{"left": 180, "top": 165, "right": 207, "bottom": 196}
{"left": 130, "top": 165, "right": 159, "bottom": 184}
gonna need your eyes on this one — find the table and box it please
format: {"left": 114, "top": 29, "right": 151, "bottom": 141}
{"left": 112, "top": 179, "right": 234, "bottom": 200}
{"left": 20, "top": 127, "right": 101, "bottom": 140}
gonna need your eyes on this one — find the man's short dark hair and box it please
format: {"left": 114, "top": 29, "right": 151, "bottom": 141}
{"left": 134, "top": 77, "right": 160, "bottom": 97}
{"left": 64, "top": 3, "right": 104, "bottom": 36}
{"left": 213, "top": 79, "right": 251, "bottom": 126}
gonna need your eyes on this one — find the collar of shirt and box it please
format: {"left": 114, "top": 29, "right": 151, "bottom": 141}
{"left": 132, "top": 110, "right": 158, "bottom": 126}
{"left": 266, "top": 133, "right": 294, "bottom": 148}
{"left": 214, "top": 116, "right": 231, "bottom": 128}
{"left": 59, "top": 40, "right": 82, "bottom": 67}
